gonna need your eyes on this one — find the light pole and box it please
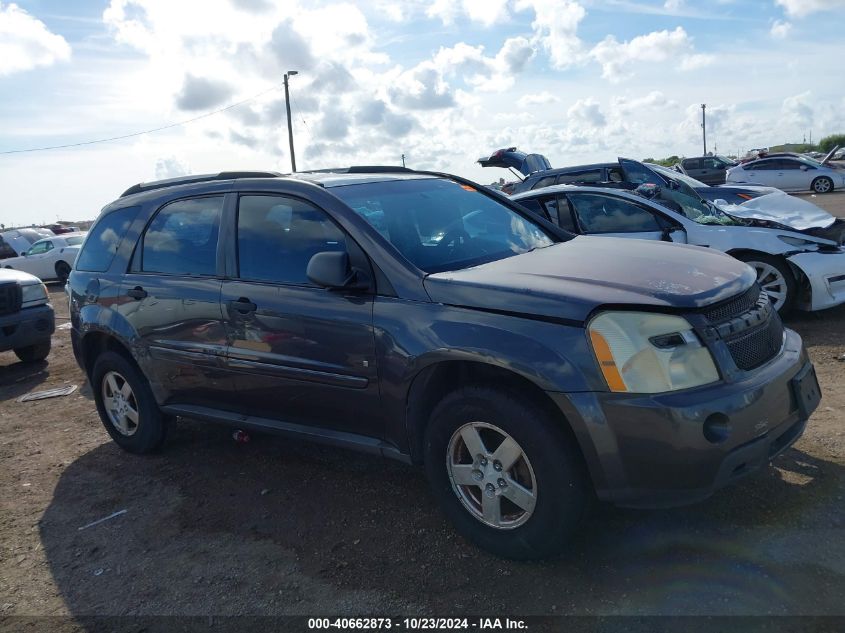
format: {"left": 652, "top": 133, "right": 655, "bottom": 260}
{"left": 284, "top": 70, "right": 299, "bottom": 172}
{"left": 701, "top": 103, "right": 707, "bottom": 156}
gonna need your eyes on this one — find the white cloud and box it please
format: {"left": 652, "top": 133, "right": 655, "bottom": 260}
{"left": 612, "top": 91, "right": 677, "bottom": 111}
{"left": 154, "top": 156, "right": 191, "bottom": 179}
{"left": 515, "top": 0, "right": 586, "bottom": 70}
{"left": 775, "top": 0, "right": 845, "bottom": 18}
{"left": 517, "top": 91, "right": 560, "bottom": 107}
{"left": 664, "top": 0, "right": 684, "bottom": 10}
{"left": 567, "top": 98, "right": 606, "bottom": 127}
{"left": 770, "top": 19, "right": 792, "bottom": 38}
{"left": 0, "top": 2, "right": 71, "bottom": 76}
{"left": 427, "top": 0, "right": 510, "bottom": 26}
{"left": 175, "top": 74, "right": 234, "bottom": 111}
{"left": 782, "top": 91, "right": 814, "bottom": 130}
{"left": 590, "top": 27, "right": 712, "bottom": 81}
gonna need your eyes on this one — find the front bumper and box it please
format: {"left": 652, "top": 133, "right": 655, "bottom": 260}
{"left": 551, "top": 327, "right": 817, "bottom": 508}
{"left": 0, "top": 303, "right": 55, "bottom": 353}
{"left": 788, "top": 250, "right": 845, "bottom": 311}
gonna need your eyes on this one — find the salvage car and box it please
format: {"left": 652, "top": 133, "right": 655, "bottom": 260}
{"left": 0, "top": 228, "right": 54, "bottom": 260}
{"left": 478, "top": 148, "right": 771, "bottom": 203}
{"left": 726, "top": 152, "right": 845, "bottom": 193}
{"left": 68, "top": 169, "right": 819, "bottom": 559}
{"left": 675, "top": 155, "right": 737, "bottom": 185}
{"left": 513, "top": 182, "right": 845, "bottom": 313}
{"left": 2, "top": 232, "right": 86, "bottom": 282}
{"left": 0, "top": 268, "right": 54, "bottom": 363}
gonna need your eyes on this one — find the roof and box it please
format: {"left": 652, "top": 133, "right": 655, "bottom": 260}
{"left": 511, "top": 183, "right": 643, "bottom": 200}
{"left": 293, "top": 170, "right": 436, "bottom": 188}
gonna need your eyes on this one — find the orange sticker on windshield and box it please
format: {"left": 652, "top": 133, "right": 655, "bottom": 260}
{"left": 459, "top": 184, "right": 476, "bottom": 191}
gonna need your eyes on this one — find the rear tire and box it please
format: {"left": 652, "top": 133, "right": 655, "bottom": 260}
{"left": 14, "top": 341, "right": 50, "bottom": 363}
{"left": 424, "top": 386, "right": 588, "bottom": 560}
{"left": 811, "top": 176, "right": 833, "bottom": 194}
{"left": 92, "top": 351, "right": 167, "bottom": 454}
{"left": 736, "top": 253, "right": 796, "bottom": 314}
{"left": 55, "top": 261, "right": 71, "bottom": 282}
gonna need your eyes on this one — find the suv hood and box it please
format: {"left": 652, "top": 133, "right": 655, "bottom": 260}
{"left": 424, "top": 236, "right": 755, "bottom": 323}
{"left": 0, "top": 268, "right": 40, "bottom": 285}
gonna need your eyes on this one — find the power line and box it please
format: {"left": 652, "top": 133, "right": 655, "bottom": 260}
{"left": 0, "top": 83, "right": 285, "bottom": 156}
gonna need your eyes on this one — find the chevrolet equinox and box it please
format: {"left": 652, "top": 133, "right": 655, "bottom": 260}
{"left": 68, "top": 169, "right": 821, "bottom": 559}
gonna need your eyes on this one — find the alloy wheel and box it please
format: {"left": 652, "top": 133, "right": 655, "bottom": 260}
{"left": 813, "top": 178, "right": 832, "bottom": 193}
{"left": 748, "top": 261, "right": 788, "bottom": 311}
{"left": 102, "top": 370, "right": 140, "bottom": 436}
{"left": 446, "top": 422, "right": 537, "bottom": 530}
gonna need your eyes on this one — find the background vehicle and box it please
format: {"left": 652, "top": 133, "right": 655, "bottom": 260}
{"left": 0, "top": 268, "right": 54, "bottom": 363}
{"left": 675, "top": 155, "right": 737, "bottom": 185}
{"left": 68, "top": 169, "right": 818, "bottom": 559}
{"left": 726, "top": 154, "right": 845, "bottom": 193}
{"left": 478, "top": 148, "right": 770, "bottom": 202}
{"left": 513, "top": 183, "right": 845, "bottom": 313}
{"left": 2, "top": 232, "right": 86, "bottom": 282}
{"left": 0, "top": 228, "right": 54, "bottom": 259}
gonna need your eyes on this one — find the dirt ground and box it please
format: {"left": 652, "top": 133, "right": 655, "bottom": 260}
{"left": 1, "top": 192, "right": 844, "bottom": 623}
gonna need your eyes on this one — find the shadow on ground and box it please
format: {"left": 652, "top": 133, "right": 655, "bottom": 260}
{"left": 37, "top": 420, "right": 845, "bottom": 622}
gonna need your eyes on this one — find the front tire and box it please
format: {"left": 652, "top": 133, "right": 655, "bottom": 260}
{"left": 736, "top": 253, "right": 796, "bottom": 314}
{"left": 55, "top": 261, "right": 71, "bottom": 282}
{"left": 14, "top": 341, "right": 50, "bottom": 362}
{"left": 811, "top": 176, "right": 833, "bottom": 194}
{"left": 424, "top": 386, "right": 588, "bottom": 559}
{"left": 92, "top": 351, "right": 167, "bottom": 453}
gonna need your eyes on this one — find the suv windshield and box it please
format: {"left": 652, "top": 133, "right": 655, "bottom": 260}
{"left": 331, "top": 178, "right": 556, "bottom": 273}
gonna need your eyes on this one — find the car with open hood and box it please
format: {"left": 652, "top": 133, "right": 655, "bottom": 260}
{"left": 68, "top": 168, "right": 818, "bottom": 559}
{"left": 512, "top": 181, "right": 845, "bottom": 314}
{"left": 2, "top": 232, "right": 86, "bottom": 282}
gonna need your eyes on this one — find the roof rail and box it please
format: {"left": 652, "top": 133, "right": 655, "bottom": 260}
{"left": 301, "top": 166, "right": 414, "bottom": 174}
{"left": 120, "top": 171, "right": 282, "bottom": 198}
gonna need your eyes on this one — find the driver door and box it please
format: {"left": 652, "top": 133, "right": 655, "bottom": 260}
{"left": 220, "top": 193, "right": 380, "bottom": 436}
{"left": 23, "top": 240, "right": 54, "bottom": 279}
{"left": 563, "top": 192, "right": 686, "bottom": 243}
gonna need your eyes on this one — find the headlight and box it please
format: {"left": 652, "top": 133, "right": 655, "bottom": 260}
{"left": 21, "top": 283, "right": 49, "bottom": 306}
{"left": 588, "top": 312, "right": 719, "bottom": 393}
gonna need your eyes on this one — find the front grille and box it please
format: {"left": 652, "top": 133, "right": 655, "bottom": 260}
{"left": 724, "top": 316, "right": 785, "bottom": 370}
{"left": 0, "top": 283, "right": 22, "bottom": 316}
{"left": 703, "top": 283, "right": 784, "bottom": 371}
{"left": 704, "top": 283, "right": 762, "bottom": 323}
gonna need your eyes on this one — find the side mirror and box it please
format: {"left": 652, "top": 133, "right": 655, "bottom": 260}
{"left": 306, "top": 251, "right": 369, "bottom": 291}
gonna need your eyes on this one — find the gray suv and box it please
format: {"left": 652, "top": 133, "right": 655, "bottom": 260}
{"left": 68, "top": 169, "right": 819, "bottom": 559}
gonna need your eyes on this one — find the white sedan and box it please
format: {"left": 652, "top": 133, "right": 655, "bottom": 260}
{"left": 511, "top": 185, "right": 845, "bottom": 313}
{"left": 726, "top": 154, "right": 845, "bottom": 193}
{"left": 2, "top": 232, "right": 86, "bottom": 282}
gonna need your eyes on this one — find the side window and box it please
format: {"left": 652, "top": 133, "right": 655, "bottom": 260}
{"left": 568, "top": 193, "right": 661, "bottom": 234}
{"left": 702, "top": 158, "right": 721, "bottom": 169}
{"left": 607, "top": 168, "right": 623, "bottom": 182}
{"left": 553, "top": 197, "right": 577, "bottom": 232}
{"left": 531, "top": 176, "right": 557, "bottom": 190}
{"left": 748, "top": 160, "right": 774, "bottom": 170}
{"left": 516, "top": 198, "right": 550, "bottom": 221}
{"left": 237, "top": 195, "right": 346, "bottom": 285}
{"left": 75, "top": 206, "right": 140, "bottom": 272}
{"left": 28, "top": 241, "right": 52, "bottom": 255}
{"left": 781, "top": 160, "right": 803, "bottom": 170}
{"left": 140, "top": 196, "right": 222, "bottom": 276}
{"left": 557, "top": 170, "right": 601, "bottom": 184}
{"left": 683, "top": 159, "right": 702, "bottom": 170}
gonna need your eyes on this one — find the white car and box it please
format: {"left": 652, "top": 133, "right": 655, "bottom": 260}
{"left": 727, "top": 150, "right": 845, "bottom": 194}
{"left": 512, "top": 184, "right": 845, "bottom": 313}
{"left": 2, "top": 232, "right": 87, "bottom": 282}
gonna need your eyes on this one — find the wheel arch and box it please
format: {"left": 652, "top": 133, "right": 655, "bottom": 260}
{"left": 404, "top": 360, "right": 594, "bottom": 486}
{"left": 80, "top": 330, "right": 136, "bottom": 379}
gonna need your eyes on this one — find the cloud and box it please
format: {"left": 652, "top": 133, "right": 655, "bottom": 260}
{"left": 0, "top": 2, "right": 71, "bottom": 76}
{"left": 567, "top": 98, "right": 606, "bottom": 127}
{"left": 175, "top": 74, "right": 235, "bottom": 111}
{"left": 315, "top": 107, "right": 351, "bottom": 140}
{"left": 589, "top": 27, "right": 712, "bottom": 81}
{"left": 229, "top": 0, "right": 273, "bottom": 12}
{"left": 612, "top": 91, "right": 677, "bottom": 111}
{"left": 154, "top": 156, "right": 191, "bottom": 179}
{"left": 770, "top": 19, "right": 792, "bottom": 38}
{"left": 389, "top": 64, "right": 456, "bottom": 110}
{"left": 517, "top": 92, "right": 560, "bottom": 107}
{"left": 515, "top": 0, "right": 586, "bottom": 70}
{"left": 496, "top": 36, "right": 536, "bottom": 74}
{"left": 775, "top": 0, "right": 845, "bottom": 18}
{"left": 782, "top": 91, "right": 814, "bottom": 130}
{"left": 426, "top": 0, "right": 510, "bottom": 26}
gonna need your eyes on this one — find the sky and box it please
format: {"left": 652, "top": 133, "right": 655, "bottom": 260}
{"left": 1, "top": 0, "right": 844, "bottom": 226}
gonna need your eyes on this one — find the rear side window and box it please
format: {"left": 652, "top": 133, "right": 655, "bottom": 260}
{"left": 75, "top": 206, "right": 140, "bottom": 272}
{"left": 531, "top": 176, "right": 557, "bottom": 190}
{"left": 65, "top": 236, "right": 85, "bottom": 246}
{"left": 682, "top": 159, "right": 702, "bottom": 170}
{"left": 568, "top": 193, "right": 661, "bottom": 234}
{"left": 141, "top": 196, "right": 222, "bottom": 276}
{"left": 557, "top": 170, "right": 601, "bottom": 184}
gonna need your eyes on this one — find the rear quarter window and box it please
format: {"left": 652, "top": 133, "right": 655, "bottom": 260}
{"left": 75, "top": 206, "right": 140, "bottom": 272}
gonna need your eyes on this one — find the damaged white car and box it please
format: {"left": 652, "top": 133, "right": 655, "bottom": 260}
{"left": 512, "top": 182, "right": 845, "bottom": 314}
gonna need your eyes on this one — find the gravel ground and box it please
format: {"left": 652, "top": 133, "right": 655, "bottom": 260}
{"left": 1, "top": 192, "right": 844, "bottom": 624}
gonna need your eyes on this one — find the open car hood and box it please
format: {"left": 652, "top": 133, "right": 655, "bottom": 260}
{"left": 822, "top": 145, "right": 839, "bottom": 165}
{"left": 718, "top": 190, "right": 836, "bottom": 230}
{"left": 478, "top": 148, "right": 552, "bottom": 176}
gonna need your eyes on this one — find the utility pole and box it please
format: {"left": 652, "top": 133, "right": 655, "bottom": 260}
{"left": 701, "top": 104, "right": 707, "bottom": 156}
{"left": 284, "top": 70, "right": 299, "bottom": 173}
{"left": 401, "top": 153, "right": 406, "bottom": 168}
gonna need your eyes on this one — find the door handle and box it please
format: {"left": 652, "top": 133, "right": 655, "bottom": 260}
{"left": 127, "top": 286, "right": 147, "bottom": 300}
{"left": 230, "top": 297, "right": 257, "bottom": 314}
